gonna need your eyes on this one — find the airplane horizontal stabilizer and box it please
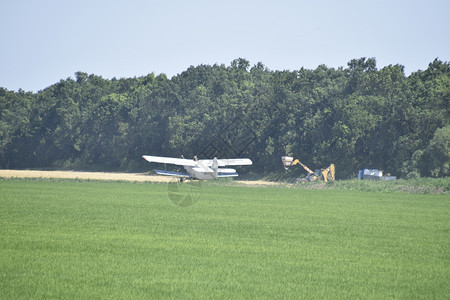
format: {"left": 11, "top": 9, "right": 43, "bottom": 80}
{"left": 217, "top": 172, "right": 239, "bottom": 177}
{"left": 154, "top": 169, "right": 191, "bottom": 178}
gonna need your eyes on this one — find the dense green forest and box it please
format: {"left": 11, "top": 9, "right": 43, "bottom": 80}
{"left": 1, "top": 58, "right": 449, "bottom": 178}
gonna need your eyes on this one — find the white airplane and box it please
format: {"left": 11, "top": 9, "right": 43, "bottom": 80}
{"left": 142, "top": 155, "right": 252, "bottom": 180}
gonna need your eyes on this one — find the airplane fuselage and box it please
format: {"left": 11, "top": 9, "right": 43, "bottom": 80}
{"left": 183, "top": 165, "right": 238, "bottom": 180}
{"left": 142, "top": 155, "right": 251, "bottom": 180}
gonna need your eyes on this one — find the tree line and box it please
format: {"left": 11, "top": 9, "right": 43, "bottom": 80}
{"left": 1, "top": 58, "right": 449, "bottom": 178}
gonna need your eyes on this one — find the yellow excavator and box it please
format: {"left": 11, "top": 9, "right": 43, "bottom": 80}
{"left": 281, "top": 156, "right": 335, "bottom": 182}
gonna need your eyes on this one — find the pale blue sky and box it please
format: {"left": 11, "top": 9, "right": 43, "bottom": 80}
{"left": 1, "top": 0, "right": 449, "bottom": 92}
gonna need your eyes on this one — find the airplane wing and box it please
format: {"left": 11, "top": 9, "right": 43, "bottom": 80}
{"left": 142, "top": 155, "right": 197, "bottom": 166}
{"left": 199, "top": 158, "right": 252, "bottom": 167}
{"left": 217, "top": 158, "right": 253, "bottom": 166}
{"left": 154, "top": 169, "right": 191, "bottom": 178}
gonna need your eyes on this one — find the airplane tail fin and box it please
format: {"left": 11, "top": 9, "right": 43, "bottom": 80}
{"left": 212, "top": 157, "right": 219, "bottom": 178}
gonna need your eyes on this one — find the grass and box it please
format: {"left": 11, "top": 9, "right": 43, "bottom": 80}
{"left": 0, "top": 180, "right": 449, "bottom": 299}
{"left": 290, "top": 178, "right": 450, "bottom": 194}
{"left": 241, "top": 175, "right": 450, "bottom": 194}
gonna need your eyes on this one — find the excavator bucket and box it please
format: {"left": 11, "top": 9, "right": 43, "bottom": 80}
{"left": 281, "top": 156, "right": 294, "bottom": 170}
{"left": 329, "top": 164, "right": 335, "bottom": 181}
{"left": 321, "top": 164, "right": 335, "bottom": 182}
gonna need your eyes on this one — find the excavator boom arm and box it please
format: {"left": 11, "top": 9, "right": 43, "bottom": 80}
{"left": 292, "top": 159, "right": 314, "bottom": 174}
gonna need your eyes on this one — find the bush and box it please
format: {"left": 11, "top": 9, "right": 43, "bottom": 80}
{"left": 403, "top": 125, "right": 450, "bottom": 178}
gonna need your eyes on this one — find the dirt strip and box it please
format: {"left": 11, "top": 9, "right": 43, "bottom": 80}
{"left": 0, "top": 169, "right": 278, "bottom": 186}
{"left": 0, "top": 169, "right": 172, "bottom": 182}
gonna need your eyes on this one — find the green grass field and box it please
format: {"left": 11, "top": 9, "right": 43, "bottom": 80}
{"left": 1, "top": 180, "right": 449, "bottom": 299}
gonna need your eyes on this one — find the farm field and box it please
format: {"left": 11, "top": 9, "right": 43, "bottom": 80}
{"left": 0, "top": 180, "right": 449, "bottom": 299}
